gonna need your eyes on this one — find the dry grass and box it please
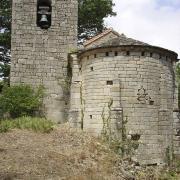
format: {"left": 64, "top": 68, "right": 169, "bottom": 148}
{"left": 0, "top": 124, "right": 124, "bottom": 180}
{"left": 0, "top": 123, "right": 179, "bottom": 180}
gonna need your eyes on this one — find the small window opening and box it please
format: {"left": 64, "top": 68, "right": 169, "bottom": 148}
{"left": 107, "top": 81, "right": 113, "bottom": 85}
{"left": 106, "top": 52, "right": 109, "bottom": 56}
{"left": 90, "top": 115, "right": 92, "bottom": 119}
{"left": 79, "top": 67, "right": 81, "bottom": 71}
{"left": 94, "top": 54, "right": 97, "bottom": 58}
{"left": 141, "top": 52, "right": 145, "bottom": 56}
{"left": 150, "top": 53, "right": 153, "bottom": 57}
{"left": 90, "top": 67, "right": 94, "bottom": 71}
{"left": 147, "top": 163, "right": 158, "bottom": 166}
{"left": 126, "top": 51, "right": 130, "bottom": 56}
{"left": 87, "top": 56, "right": 89, "bottom": 60}
{"left": 149, "top": 100, "right": 154, "bottom": 105}
{"left": 131, "top": 134, "right": 141, "bottom": 141}
{"left": 115, "top": 51, "right": 118, "bottom": 56}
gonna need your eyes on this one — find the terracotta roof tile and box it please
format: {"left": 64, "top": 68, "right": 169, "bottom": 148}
{"left": 83, "top": 28, "right": 120, "bottom": 47}
{"left": 95, "top": 35, "right": 149, "bottom": 48}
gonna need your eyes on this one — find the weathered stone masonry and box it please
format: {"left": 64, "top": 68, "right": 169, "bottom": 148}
{"left": 11, "top": 1, "right": 179, "bottom": 165}
{"left": 11, "top": 0, "right": 78, "bottom": 122}
{"left": 69, "top": 35, "right": 180, "bottom": 164}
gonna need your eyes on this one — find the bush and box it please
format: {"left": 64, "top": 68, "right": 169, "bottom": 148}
{"left": 0, "top": 117, "right": 54, "bottom": 133}
{"left": 0, "top": 84, "right": 43, "bottom": 118}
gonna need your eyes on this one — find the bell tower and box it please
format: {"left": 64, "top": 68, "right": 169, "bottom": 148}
{"left": 11, "top": 0, "right": 78, "bottom": 122}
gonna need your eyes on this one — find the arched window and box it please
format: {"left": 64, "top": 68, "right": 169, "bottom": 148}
{"left": 37, "top": 0, "right": 52, "bottom": 29}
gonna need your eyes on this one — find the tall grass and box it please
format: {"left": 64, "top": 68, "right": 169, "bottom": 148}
{"left": 0, "top": 117, "right": 55, "bottom": 133}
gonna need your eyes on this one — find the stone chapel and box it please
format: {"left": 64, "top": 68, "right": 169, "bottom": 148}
{"left": 11, "top": 0, "right": 180, "bottom": 164}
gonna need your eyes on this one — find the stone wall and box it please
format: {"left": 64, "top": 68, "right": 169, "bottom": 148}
{"left": 173, "top": 111, "right": 180, "bottom": 157}
{"left": 11, "top": 0, "right": 78, "bottom": 122}
{"left": 70, "top": 47, "right": 178, "bottom": 164}
{"left": 173, "top": 70, "right": 180, "bottom": 158}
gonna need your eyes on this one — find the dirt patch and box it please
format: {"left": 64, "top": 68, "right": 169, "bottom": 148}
{"left": 0, "top": 124, "right": 124, "bottom": 180}
{"left": 0, "top": 124, "right": 179, "bottom": 180}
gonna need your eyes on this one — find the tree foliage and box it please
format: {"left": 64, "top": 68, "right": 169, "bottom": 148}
{"left": 0, "top": 63, "right": 10, "bottom": 80}
{"left": 78, "top": 0, "right": 116, "bottom": 41}
{"left": 0, "top": 0, "right": 12, "bottom": 48}
{"left": 0, "top": 0, "right": 12, "bottom": 30}
{"left": 0, "top": 46, "right": 11, "bottom": 87}
{"left": 0, "top": 85, "right": 44, "bottom": 118}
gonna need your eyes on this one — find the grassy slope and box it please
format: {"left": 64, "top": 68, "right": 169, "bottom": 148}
{"left": 0, "top": 119, "right": 179, "bottom": 180}
{"left": 0, "top": 124, "right": 124, "bottom": 180}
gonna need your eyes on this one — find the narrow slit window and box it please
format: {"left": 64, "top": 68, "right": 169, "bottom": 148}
{"left": 106, "top": 52, "right": 109, "bottom": 56}
{"left": 150, "top": 53, "right": 153, "bottom": 57}
{"left": 115, "top": 51, "right": 118, "bottom": 56}
{"left": 90, "top": 115, "right": 92, "bottom": 119}
{"left": 87, "top": 56, "right": 89, "bottom": 60}
{"left": 126, "top": 51, "right": 130, "bottom": 56}
{"left": 90, "top": 67, "right": 94, "bottom": 71}
{"left": 141, "top": 52, "right": 145, "bottom": 56}
{"left": 94, "top": 54, "right": 97, "bottom": 58}
{"left": 107, "top": 81, "right": 113, "bottom": 85}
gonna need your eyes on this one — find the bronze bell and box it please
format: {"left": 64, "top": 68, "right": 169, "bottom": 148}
{"left": 39, "top": 14, "right": 49, "bottom": 29}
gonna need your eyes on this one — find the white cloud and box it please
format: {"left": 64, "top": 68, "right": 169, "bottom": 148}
{"left": 105, "top": 0, "right": 180, "bottom": 58}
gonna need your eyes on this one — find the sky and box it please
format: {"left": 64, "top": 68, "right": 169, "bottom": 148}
{"left": 105, "top": 0, "right": 180, "bottom": 58}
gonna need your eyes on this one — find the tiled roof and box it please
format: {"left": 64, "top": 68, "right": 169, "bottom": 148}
{"left": 79, "top": 29, "right": 178, "bottom": 58}
{"left": 83, "top": 28, "right": 120, "bottom": 47}
{"left": 95, "top": 34, "right": 149, "bottom": 48}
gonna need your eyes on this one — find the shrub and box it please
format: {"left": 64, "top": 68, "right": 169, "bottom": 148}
{"left": 0, "top": 117, "right": 54, "bottom": 133}
{"left": 0, "top": 84, "right": 43, "bottom": 118}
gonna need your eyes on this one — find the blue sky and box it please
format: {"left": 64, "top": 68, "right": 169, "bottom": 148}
{"left": 157, "top": 0, "right": 180, "bottom": 8}
{"left": 105, "top": 0, "right": 180, "bottom": 58}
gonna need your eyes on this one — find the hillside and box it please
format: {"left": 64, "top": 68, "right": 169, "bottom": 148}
{"left": 0, "top": 124, "right": 124, "bottom": 180}
{"left": 0, "top": 124, "right": 179, "bottom": 180}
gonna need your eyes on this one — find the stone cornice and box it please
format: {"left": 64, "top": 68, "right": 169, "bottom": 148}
{"left": 78, "top": 45, "right": 178, "bottom": 61}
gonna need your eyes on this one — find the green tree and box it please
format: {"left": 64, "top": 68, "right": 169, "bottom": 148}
{"left": 0, "top": 63, "right": 10, "bottom": 81}
{"left": 0, "top": 0, "right": 12, "bottom": 48}
{"left": 0, "top": 85, "right": 44, "bottom": 118}
{"left": 0, "top": 46, "right": 11, "bottom": 90}
{"left": 78, "top": 0, "right": 116, "bottom": 40}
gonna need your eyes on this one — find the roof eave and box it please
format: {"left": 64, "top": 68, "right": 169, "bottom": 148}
{"left": 78, "top": 45, "right": 178, "bottom": 61}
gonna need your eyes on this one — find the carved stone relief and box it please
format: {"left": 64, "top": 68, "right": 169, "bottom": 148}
{"left": 137, "top": 86, "right": 154, "bottom": 105}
